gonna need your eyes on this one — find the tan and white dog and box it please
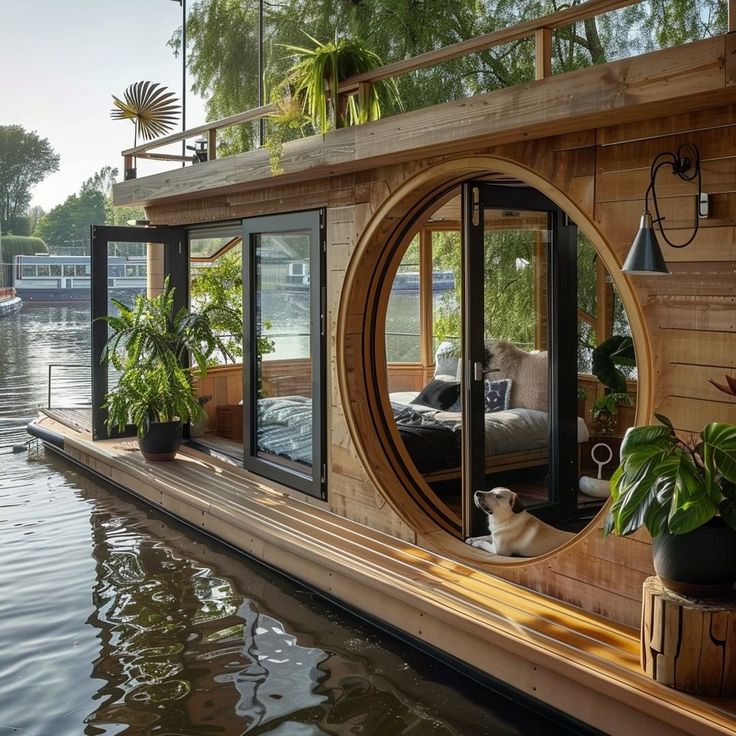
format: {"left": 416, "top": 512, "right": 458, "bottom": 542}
{"left": 466, "top": 488, "right": 574, "bottom": 557}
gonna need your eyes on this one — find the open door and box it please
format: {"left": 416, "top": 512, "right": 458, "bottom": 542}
{"left": 90, "top": 224, "right": 188, "bottom": 441}
{"left": 462, "top": 184, "right": 578, "bottom": 537}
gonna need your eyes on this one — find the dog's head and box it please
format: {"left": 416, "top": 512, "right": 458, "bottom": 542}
{"left": 474, "top": 488, "right": 525, "bottom": 522}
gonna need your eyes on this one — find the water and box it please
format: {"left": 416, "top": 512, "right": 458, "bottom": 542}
{"left": 0, "top": 304, "right": 586, "bottom": 735}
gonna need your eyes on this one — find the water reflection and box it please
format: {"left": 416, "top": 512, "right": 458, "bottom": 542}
{"left": 0, "top": 304, "right": 583, "bottom": 736}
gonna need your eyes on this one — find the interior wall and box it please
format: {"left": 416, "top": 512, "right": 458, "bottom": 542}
{"left": 146, "top": 102, "right": 736, "bottom": 630}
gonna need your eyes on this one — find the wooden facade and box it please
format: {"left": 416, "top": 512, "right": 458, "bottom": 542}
{"left": 19, "top": 18, "right": 734, "bottom": 731}
{"left": 116, "top": 36, "right": 736, "bottom": 628}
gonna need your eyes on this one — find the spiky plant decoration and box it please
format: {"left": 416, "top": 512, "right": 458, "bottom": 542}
{"left": 282, "top": 35, "right": 401, "bottom": 135}
{"left": 111, "top": 81, "right": 181, "bottom": 146}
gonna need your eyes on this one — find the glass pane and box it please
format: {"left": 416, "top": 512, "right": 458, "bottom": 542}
{"left": 477, "top": 209, "right": 550, "bottom": 506}
{"left": 386, "top": 236, "right": 420, "bottom": 363}
{"left": 431, "top": 231, "right": 461, "bottom": 358}
{"left": 105, "top": 244, "right": 150, "bottom": 399}
{"left": 190, "top": 235, "right": 240, "bottom": 259}
{"left": 255, "top": 231, "right": 313, "bottom": 470}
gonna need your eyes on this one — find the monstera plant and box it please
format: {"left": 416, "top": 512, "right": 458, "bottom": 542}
{"left": 604, "top": 414, "right": 736, "bottom": 596}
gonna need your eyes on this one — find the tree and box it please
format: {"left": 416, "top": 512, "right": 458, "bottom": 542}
{"left": 0, "top": 126, "right": 59, "bottom": 234}
{"left": 35, "top": 170, "right": 108, "bottom": 254}
{"left": 176, "top": 0, "right": 727, "bottom": 155}
{"left": 33, "top": 166, "right": 145, "bottom": 253}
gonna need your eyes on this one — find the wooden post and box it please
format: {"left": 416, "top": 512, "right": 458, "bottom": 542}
{"left": 535, "top": 27, "right": 552, "bottom": 80}
{"left": 730, "top": 0, "right": 736, "bottom": 32}
{"left": 207, "top": 128, "right": 217, "bottom": 160}
{"left": 123, "top": 154, "right": 136, "bottom": 181}
{"left": 419, "top": 228, "right": 433, "bottom": 371}
{"left": 641, "top": 576, "right": 736, "bottom": 696}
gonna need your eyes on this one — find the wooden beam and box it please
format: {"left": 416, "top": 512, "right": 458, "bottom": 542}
{"left": 338, "top": 0, "right": 640, "bottom": 88}
{"left": 114, "top": 37, "right": 728, "bottom": 207}
{"left": 122, "top": 104, "right": 275, "bottom": 156}
{"left": 535, "top": 28, "right": 553, "bottom": 80}
{"left": 419, "top": 228, "right": 433, "bottom": 368}
{"left": 208, "top": 129, "right": 217, "bottom": 161}
{"left": 730, "top": 0, "right": 736, "bottom": 32}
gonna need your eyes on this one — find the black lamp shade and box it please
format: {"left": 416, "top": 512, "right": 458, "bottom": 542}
{"left": 622, "top": 211, "right": 669, "bottom": 275}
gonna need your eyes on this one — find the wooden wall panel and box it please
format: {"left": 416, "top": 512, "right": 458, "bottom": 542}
{"left": 147, "top": 96, "right": 736, "bottom": 631}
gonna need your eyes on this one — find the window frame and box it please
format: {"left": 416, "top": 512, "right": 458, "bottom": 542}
{"left": 242, "top": 210, "right": 326, "bottom": 500}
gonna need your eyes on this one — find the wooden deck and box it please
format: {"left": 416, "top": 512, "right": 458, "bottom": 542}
{"left": 31, "top": 413, "right": 736, "bottom": 736}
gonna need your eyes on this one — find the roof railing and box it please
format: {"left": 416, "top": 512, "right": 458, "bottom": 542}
{"left": 121, "top": 0, "right": 733, "bottom": 179}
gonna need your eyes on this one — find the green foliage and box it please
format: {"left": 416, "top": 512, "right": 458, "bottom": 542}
{"left": 0, "top": 125, "right": 59, "bottom": 233}
{"left": 35, "top": 185, "right": 106, "bottom": 254}
{"left": 101, "top": 279, "right": 238, "bottom": 436}
{"left": 0, "top": 235, "right": 48, "bottom": 287}
{"left": 592, "top": 335, "right": 636, "bottom": 394}
{"left": 177, "top": 0, "right": 727, "bottom": 157}
{"left": 190, "top": 250, "right": 275, "bottom": 359}
{"left": 281, "top": 35, "right": 400, "bottom": 135}
{"left": 33, "top": 166, "right": 143, "bottom": 253}
{"left": 604, "top": 417, "right": 736, "bottom": 539}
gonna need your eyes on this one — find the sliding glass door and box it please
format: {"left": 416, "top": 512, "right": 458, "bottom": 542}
{"left": 242, "top": 211, "right": 325, "bottom": 499}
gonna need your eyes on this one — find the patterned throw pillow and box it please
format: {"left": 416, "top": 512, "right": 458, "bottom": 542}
{"left": 484, "top": 378, "right": 512, "bottom": 412}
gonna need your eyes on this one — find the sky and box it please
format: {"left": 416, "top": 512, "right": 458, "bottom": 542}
{"left": 1, "top": 0, "right": 208, "bottom": 211}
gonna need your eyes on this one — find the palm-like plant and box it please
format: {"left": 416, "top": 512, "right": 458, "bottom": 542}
{"left": 111, "top": 81, "right": 181, "bottom": 146}
{"left": 101, "top": 279, "right": 237, "bottom": 436}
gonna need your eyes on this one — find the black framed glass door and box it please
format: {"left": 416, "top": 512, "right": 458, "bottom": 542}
{"left": 242, "top": 211, "right": 326, "bottom": 500}
{"left": 90, "top": 224, "right": 188, "bottom": 441}
{"left": 462, "top": 184, "right": 578, "bottom": 537}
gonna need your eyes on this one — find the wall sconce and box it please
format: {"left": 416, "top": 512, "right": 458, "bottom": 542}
{"left": 622, "top": 143, "right": 707, "bottom": 275}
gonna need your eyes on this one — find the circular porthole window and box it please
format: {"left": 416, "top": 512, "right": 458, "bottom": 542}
{"left": 337, "top": 157, "right": 647, "bottom": 561}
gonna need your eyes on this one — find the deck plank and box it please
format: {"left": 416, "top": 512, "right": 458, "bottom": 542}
{"left": 37, "top": 416, "right": 736, "bottom": 736}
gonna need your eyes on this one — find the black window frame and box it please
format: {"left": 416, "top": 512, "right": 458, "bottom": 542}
{"left": 242, "top": 210, "right": 326, "bottom": 500}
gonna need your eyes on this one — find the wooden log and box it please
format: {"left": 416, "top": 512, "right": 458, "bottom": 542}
{"left": 641, "top": 576, "right": 736, "bottom": 696}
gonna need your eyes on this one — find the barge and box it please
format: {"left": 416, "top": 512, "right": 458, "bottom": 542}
{"left": 0, "top": 287, "right": 22, "bottom": 317}
{"left": 29, "top": 2, "right": 736, "bottom": 732}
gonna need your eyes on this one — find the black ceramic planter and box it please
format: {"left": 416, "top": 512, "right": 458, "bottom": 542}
{"left": 137, "top": 420, "right": 182, "bottom": 461}
{"left": 652, "top": 518, "right": 736, "bottom": 597}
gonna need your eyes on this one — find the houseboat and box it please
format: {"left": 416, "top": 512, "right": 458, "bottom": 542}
{"left": 0, "top": 287, "right": 22, "bottom": 317}
{"left": 13, "top": 254, "right": 146, "bottom": 302}
{"left": 28, "top": 3, "right": 736, "bottom": 734}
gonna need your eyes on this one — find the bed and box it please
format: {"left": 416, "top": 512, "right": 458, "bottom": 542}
{"left": 389, "top": 340, "right": 588, "bottom": 482}
{"left": 251, "top": 340, "right": 589, "bottom": 480}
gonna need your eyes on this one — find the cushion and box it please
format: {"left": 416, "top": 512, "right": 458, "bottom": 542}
{"left": 492, "top": 340, "right": 548, "bottom": 411}
{"left": 411, "top": 378, "right": 461, "bottom": 411}
{"left": 484, "top": 378, "right": 512, "bottom": 412}
{"left": 434, "top": 341, "right": 460, "bottom": 379}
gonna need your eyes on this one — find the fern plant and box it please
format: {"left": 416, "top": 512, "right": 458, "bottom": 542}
{"left": 100, "top": 278, "right": 237, "bottom": 436}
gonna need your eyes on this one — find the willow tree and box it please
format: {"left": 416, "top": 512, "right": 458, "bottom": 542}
{"left": 173, "top": 0, "right": 727, "bottom": 154}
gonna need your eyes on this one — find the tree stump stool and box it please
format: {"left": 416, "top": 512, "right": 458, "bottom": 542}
{"left": 641, "top": 576, "right": 736, "bottom": 695}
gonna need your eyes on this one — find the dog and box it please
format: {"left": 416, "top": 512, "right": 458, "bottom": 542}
{"left": 465, "top": 487, "right": 575, "bottom": 557}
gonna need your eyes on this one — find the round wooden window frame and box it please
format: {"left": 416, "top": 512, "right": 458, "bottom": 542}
{"left": 336, "top": 155, "right": 651, "bottom": 559}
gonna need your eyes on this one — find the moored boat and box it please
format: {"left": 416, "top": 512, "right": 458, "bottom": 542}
{"left": 0, "top": 288, "right": 22, "bottom": 318}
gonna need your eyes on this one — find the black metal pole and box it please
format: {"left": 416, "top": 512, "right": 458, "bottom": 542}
{"left": 182, "top": 0, "right": 187, "bottom": 166}
{"left": 258, "top": 0, "right": 264, "bottom": 146}
{"left": 170, "top": 0, "right": 187, "bottom": 166}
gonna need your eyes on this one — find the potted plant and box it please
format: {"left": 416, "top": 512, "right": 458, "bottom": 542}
{"left": 591, "top": 335, "right": 636, "bottom": 434}
{"left": 101, "top": 280, "right": 235, "bottom": 460}
{"left": 604, "top": 413, "right": 736, "bottom": 596}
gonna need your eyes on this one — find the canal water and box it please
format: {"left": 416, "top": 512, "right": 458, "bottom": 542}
{"left": 0, "top": 304, "right": 588, "bottom": 735}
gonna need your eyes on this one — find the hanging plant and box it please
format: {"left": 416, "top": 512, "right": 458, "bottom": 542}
{"left": 280, "top": 35, "right": 401, "bottom": 136}
{"left": 111, "top": 81, "right": 181, "bottom": 146}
